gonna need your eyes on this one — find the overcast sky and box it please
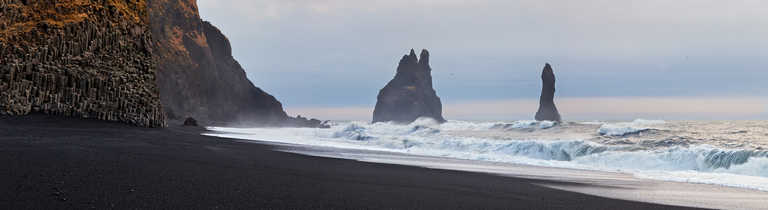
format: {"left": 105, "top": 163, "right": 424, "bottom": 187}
{"left": 198, "top": 0, "right": 768, "bottom": 120}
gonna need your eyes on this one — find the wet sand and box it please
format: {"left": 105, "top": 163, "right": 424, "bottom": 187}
{"left": 0, "top": 115, "right": 701, "bottom": 209}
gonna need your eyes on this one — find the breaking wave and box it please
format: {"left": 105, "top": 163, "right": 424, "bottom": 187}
{"left": 206, "top": 118, "right": 768, "bottom": 191}
{"left": 598, "top": 119, "right": 665, "bottom": 136}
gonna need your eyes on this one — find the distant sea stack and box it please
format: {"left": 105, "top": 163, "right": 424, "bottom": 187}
{"left": 373, "top": 49, "right": 446, "bottom": 124}
{"left": 534, "top": 63, "right": 562, "bottom": 122}
{"left": 149, "top": 0, "right": 324, "bottom": 127}
{"left": 0, "top": 0, "right": 166, "bottom": 127}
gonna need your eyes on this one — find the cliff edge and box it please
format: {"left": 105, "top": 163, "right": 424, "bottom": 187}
{"left": 149, "top": 0, "right": 323, "bottom": 127}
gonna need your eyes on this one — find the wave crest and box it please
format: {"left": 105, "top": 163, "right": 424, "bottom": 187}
{"left": 598, "top": 119, "right": 666, "bottom": 136}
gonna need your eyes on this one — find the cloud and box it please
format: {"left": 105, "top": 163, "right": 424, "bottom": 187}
{"left": 198, "top": 0, "right": 768, "bottom": 69}
{"left": 200, "top": 0, "right": 471, "bottom": 19}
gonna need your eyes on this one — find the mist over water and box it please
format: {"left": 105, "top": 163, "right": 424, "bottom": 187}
{"left": 207, "top": 118, "right": 768, "bottom": 191}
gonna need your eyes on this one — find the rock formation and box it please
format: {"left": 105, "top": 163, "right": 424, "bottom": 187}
{"left": 0, "top": 0, "right": 166, "bottom": 127}
{"left": 373, "top": 49, "right": 446, "bottom": 124}
{"left": 149, "top": 0, "right": 325, "bottom": 127}
{"left": 535, "top": 63, "right": 562, "bottom": 122}
{"left": 183, "top": 117, "right": 198, "bottom": 126}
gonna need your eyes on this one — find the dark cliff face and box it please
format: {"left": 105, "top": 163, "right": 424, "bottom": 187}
{"left": 199, "top": 21, "right": 289, "bottom": 125}
{"left": 373, "top": 49, "right": 446, "bottom": 124}
{"left": 0, "top": 0, "right": 322, "bottom": 128}
{"left": 149, "top": 0, "right": 322, "bottom": 127}
{"left": 0, "top": 0, "right": 166, "bottom": 127}
{"left": 535, "top": 63, "right": 562, "bottom": 122}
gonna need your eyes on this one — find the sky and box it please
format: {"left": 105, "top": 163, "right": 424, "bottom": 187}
{"left": 198, "top": 0, "right": 768, "bottom": 121}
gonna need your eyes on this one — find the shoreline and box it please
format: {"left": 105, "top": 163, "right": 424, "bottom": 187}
{"left": 273, "top": 141, "right": 768, "bottom": 210}
{"left": 1, "top": 115, "right": 702, "bottom": 209}
{"left": 205, "top": 120, "right": 768, "bottom": 194}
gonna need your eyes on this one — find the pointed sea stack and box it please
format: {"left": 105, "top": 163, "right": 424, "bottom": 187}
{"left": 373, "top": 49, "right": 446, "bottom": 124}
{"left": 535, "top": 63, "right": 562, "bottom": 122}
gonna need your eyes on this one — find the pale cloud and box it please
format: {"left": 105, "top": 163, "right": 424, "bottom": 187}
{"left": 199, "top": 0, "right": 768, "bottom": 70}
{"left": 201, "top": 0, "right": 768, "bottom": 20}
{"left": 199, "top": 0, "right": 463, "bottom": 21}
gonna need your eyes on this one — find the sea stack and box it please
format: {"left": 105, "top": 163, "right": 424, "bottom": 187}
{"left": 535, "top": 63, "right": 562, "bottom": 122}
{"left": 373, "top": 49, "right": 446, "bottom": 124}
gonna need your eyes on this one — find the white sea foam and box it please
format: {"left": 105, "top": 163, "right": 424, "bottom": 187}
{"left": 598, "top": 119, "right": 666, "bottom": 136}
{"left": 489, "top": 120, "right": 558, "bottom": 130}
{"left": 205, "top": 119, "right": 768, "bottom": 192}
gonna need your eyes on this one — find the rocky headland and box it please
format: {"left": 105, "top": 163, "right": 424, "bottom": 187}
{"left": 373, "top": 49, "right": 445, "bottom": 124}
{"left": 149, "top": 0, "right": 324, "bottom": 127}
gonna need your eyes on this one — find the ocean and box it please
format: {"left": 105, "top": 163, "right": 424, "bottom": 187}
{"left": 205, "top": 118, "right": 768, "bottom": 192}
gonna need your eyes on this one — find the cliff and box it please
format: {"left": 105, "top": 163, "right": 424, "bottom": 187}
{"left": 0, "top": 0, "right": 166, "bottom": 127}
{"left": 373, "top": 49, "right": 446, "bottom": 124}
{"left": 534, "top": 63, "right": 562, "bottom": 122}
{"left": 149, "top": 0, "right": 323, "bottom": 127}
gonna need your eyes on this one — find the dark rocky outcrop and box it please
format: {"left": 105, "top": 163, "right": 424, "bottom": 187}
{"left": 149, "top": 0, "right": 325, "bottom": 127}
{"left": 183, "top": 117, "right": 198, "bottom": 126}
{"left": 373, "top": 49, "right": 445, "bottom": 124}
{"left": 0, "top": 0, "right": 166, "bottom": 127}
{"left": 534, "top": 63, "right": 562, "bottom": 122}
{"left": 289, "top": 115, "right": 331, "bottom": 129}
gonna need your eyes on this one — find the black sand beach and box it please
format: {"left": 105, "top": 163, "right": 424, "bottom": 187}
{"left": 0, "top": 115, "right": 701, "bottom": 209}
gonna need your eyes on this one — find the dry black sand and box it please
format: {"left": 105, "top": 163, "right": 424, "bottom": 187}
{"left": 0, "top": 115, "right": 703, "bottom": 209}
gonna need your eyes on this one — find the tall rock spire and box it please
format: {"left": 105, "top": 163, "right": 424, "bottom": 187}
{"left": 535, "top": 63, "right": 562, "bottom": 122}
{"left": 373, "top": 49, "right": 445, "bottom": 124}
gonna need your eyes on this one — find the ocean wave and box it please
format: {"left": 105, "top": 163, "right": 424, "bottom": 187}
{"left": 326, "top": 122, "right": 765, "bottom": 171}
{"left": 491, "top": 120, "right": 558, "bottom": 130}
{"left": 206, "top": 119, "right": 768, "bottom": 191}
{"left": 598, "top": 119, "right": 665, "bottom": 136}
{"left": 332, "top": 124, "right": 373, "bottom": 141}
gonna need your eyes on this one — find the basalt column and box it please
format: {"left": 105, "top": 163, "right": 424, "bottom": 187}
{"left": 0, "top": 0, "right": 166, "bottom": 127}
